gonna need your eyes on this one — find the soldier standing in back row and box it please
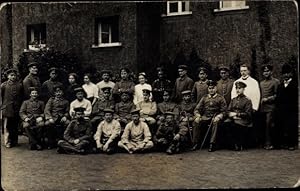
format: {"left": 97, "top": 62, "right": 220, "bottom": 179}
{"left": 23, "top": 62, "right": 41, "bottom": 99}
{"left": 41, "top": 67, "right": 63, "bottom": 102}
{"left": 192, "top": 67, "right": 208, "bottom": 104}
{"left": 172, "top": 65, "right": 194, "bottom": 103}
{"left": 152, "top": 67, "right": 172, "bottom": 103}
{"left": 216, "top": 65, "right": 234, "bottom": 106}
{"left": 1, "top": 68, "right": 23, "bottom": 148}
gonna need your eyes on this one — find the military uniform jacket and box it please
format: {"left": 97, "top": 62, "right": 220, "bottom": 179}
{"left": 91, "top": 99, "right": 115, "bottom": 117}
{"left": 155, "top": 121, "right": 188, "bottom": 142}
{"left": 194, "top": 94, "right": 227, "bottom": 120}
{"left": 65, "top": 83, "right": 79, "bottom": 102}
{"left": 152, "top": 78, "right": 172, "bottom": 102}
{"left": 64, "top": 119, "right": 93, "bottom": 143}
{"left": 260, "top": 77, "right": 280, "bottom": 112}
{"left": 227, "top": 94, "right": 253, "bottom": 127}
{"left": 1, "top": 80, "right": 23, "bottom": 117}
{"left": 44, "top": 97, "right": 70, "bottom": 121}
{"left": 216, "top": 79, "right": 234, "bottom": 106}
{"left": 112, "top": 80, "right": 135, "bottom": 95}
{"left": 173, "top": 76, "right": 194, "bottom": 103}
{"left": 178, "top": 101, "right": 196, "bottom": 118}
{"left": 192, "top": 80, "right": 208, "bottom": 104}
{"left": 19, "top": 98, "right": 45, "bottom": 120}
{"left": 23, "top": 74, "right": 41, "bottom": 99}
{"left": 115, "top": 101, "right": 135, "bottom": 119}
{"left": 157, "top": 101, "right": 179, "bottom": 117}
{"left": 41, "top": 80, "right": 63, "bottom": 102}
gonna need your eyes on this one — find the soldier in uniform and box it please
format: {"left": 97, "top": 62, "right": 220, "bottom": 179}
{"left": 1, "top": 68, "right": 23, "bottom": 148}
{"left": 69, "top": 87, "right": 92, "bottom": 119}
{"left": 44, "top": 84, "right": 70, "bottom": 149}
{"left": 156, "top": 90, "right": 179, "bottom": 126}
{"left": 172, "top": 65, "right": 194, "bottom": 103}
{"left": 112, "top": 67, "right": 135, "bottom": 103}
{"left": 135, "top": 88, "right": 157, "bottom": 134}
{"left": 192, "top": 80, "right": 227, "bottom": 152}
{"left": 192, "top": 67, "right": 209, "bottom": 104}
{"left": 96, "top": 70, "right": 115, "bottom": 101}
{"left": 118, "top": 108, "right": 154, "bottom": 154}
{"left": 153, "top": 111, "right": 189, "bottom": 154}
{"left": 41, "top": 67, "right": 63, "bottom": 102}
{"left": 152, "top": 67, "right": 172, "bottom": 103}
{"left": 90, "top": 87, "right": 115, "bottom": 132}
{"left": 94, "top": 109, "right": 121, "bottom": 154}
{"left": 23, "top": 62, "right": 41, "bottom": 99}
{"left": 259, "top": 64, "right": 280, "bottom": 150}
{"left": 19, "top": 87, "right": 45, "bottom": 150}
{"left": 227, "top": 81, "right": 253, "bottom": 151}
{"left": 114, "top": 90, "right": 135, "bottom": 130}
{"left": 216, "top": 65, "right": 234, "bottom": 106}
{"left": 57, "top": 107, "right": 93, "bottom": 154}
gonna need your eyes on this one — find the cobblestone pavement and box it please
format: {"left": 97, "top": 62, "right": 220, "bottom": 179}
{"left": 1, "top": 135, "right": 300, "bottom": 190}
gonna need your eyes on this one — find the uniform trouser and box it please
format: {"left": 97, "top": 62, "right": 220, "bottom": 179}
{"left": 280, "top": 115, "right": 298, "bottom": 147}
{"left": 118, "top": 140, "right": 154, "bottom": 152}
{"left": 24, "top": 126, "right": 43, "bottom": 147}
{"left": 45, "top": 119, "right": 69, "bottom": 147}
{"left": 231, "top": 123, "right": 247, "bottom": 148}
{"left": 192, "top": 119, "right": 219, "bottom": 145}
{"left": 261, "top": 111, "right": 275, "bottom": 146}
{"left": 3, "top": 117, "right": 19, "bottom": 146}
{"left": 57, "top": 140, "right": 90, "bottom": 153}
{"left": 97, "top": 138, "right": 119, "bottom": 153}
{"left": 154, "top": 136, "right": 187, "bottom": 152}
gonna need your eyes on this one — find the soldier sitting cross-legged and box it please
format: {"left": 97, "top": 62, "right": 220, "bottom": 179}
{"left": 153, "top": 112, "right": 189, "bottom": 155}
{"left": 94, "top": 109, "right": 121, "bottom": 154}
{"left": 57, "top": 107, "right": 93, "bottom": 154}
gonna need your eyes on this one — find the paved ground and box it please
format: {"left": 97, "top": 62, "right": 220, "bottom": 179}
{"left": 1, "top": 135, "right": 300, "bottom": 190}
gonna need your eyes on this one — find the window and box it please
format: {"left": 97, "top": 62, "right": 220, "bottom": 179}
{"left": 93, "top": 16, "right": 121, "bottom": 48}
{"left": 26, "top": 23, "right": 46, "bottom": 51}
{"left": 165, "top": 1, "right": 192, "bottom": 16}
{"left": 214, "top": 0, "right": 249, "bottom": 12}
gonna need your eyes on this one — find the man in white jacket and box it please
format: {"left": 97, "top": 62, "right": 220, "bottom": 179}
{"left": 231, "top": 64, "right": 261, "bottom": 111}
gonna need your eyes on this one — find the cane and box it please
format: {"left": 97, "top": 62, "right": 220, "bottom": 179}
{"left": 200, "top": 113, "right": 216, "bottom": 150}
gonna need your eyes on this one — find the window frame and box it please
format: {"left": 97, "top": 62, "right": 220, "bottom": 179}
{"left": 92, "top": 16, "right": 122, "bottom": 48}
{"left": 26, "top": 23, "right": 47, "bottom": 51}
{"left": 163, "top": 1, "right": 192, "bottom": 17}
{"left": 214, "top": 0, "right": 249, "bottom": 12}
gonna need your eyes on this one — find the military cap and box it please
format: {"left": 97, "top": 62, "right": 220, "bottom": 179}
{"left": 130, "top": 108, "right": 140, "bottom": 115}
{"left": 103, "top": 108, "right": 114, "bottom": 113}
{"left": 164, "top": 111, "right": 175, "bottom": 116}
{"left": 261, "top": 64, "right": 273, "bottom": 71}
{"left": 198, "top": 67, "right": 208, "bottom": 73}
{"left": 181, "top": 90, "right": 192, "bottom": 95}
{"left": 74, "top": 87, "right": 85, "bottom": 93}
{"left": 74, "top": 107, "right": 86, "bottom": 113}
{"left": 142, "top": 88, "right": 151, "bottom": 94}
{"left": 101, "top": 86, "right": 112, "bottom": 93}
{"left": 53, "top": 84, "right": 63, "bottom": 92}
{"left": 28, "top": 62, "right": 38, "bottom": 68}
{"left": 235, "top": 81, "right": 247, "bottom": 88}
{"left": 178, "top": 65, "right": 188, "bottom": 70}
{"left": 48, "top": 67, "right": 58, "bottom": 73}
{"left": 207, "top": 80, "right": 217, "bottom": 87}
{"left": 101, "top": 69, "right": 112, "bottom": 76}
{"left": 5, "top": 68, "right": 18, "bottom": 76}
{"left": 28, "top": 87, "right": 39, "bottom": 92}
{"left": 218, "top": 65, "right": 230, "bottom": 71}
{"left": 281, "top": 64, "right": 293, "bottom": 74}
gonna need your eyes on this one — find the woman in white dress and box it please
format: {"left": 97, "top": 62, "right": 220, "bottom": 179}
{"left": 133, "top": 72, "right": 152, "bottom": 105}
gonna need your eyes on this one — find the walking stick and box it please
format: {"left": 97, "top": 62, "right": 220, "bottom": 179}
{"left": 200, "top": 113, "right": 216, "bottom": 150}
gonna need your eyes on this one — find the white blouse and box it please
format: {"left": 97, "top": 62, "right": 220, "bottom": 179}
{"left": 133, "top": 83, "right": 152, "bottom": 105}
{"left": 82, "top": 83, "right": 99, "bottom": 99}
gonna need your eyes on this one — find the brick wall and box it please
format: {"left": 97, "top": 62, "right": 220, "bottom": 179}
{"left": 160, "top": 1, "right": 298, "bottom": 81}
{"left": 10, "top": 2, "right": 138, "bottom": 74}
{"left": 0, "top": 4, "right": 12, "bottom": 68}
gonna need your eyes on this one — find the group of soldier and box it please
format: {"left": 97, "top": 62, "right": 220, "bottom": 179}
{"left": 1, "top": 60, "right": 298, "bottom": 154}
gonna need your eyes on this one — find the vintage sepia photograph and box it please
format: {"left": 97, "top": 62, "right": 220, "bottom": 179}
{"left": 1, "top": 0, "right": 299, "bottom": 190}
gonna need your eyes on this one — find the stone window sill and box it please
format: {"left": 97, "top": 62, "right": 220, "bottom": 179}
{"left": 161, "top": 11, "right": 192, "bottom": 17}
{"left": 91, "top": 42, "right": 122, "bottom": 48}
{"left": 214, "top": 6, "right": 249, "bottom": 13}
